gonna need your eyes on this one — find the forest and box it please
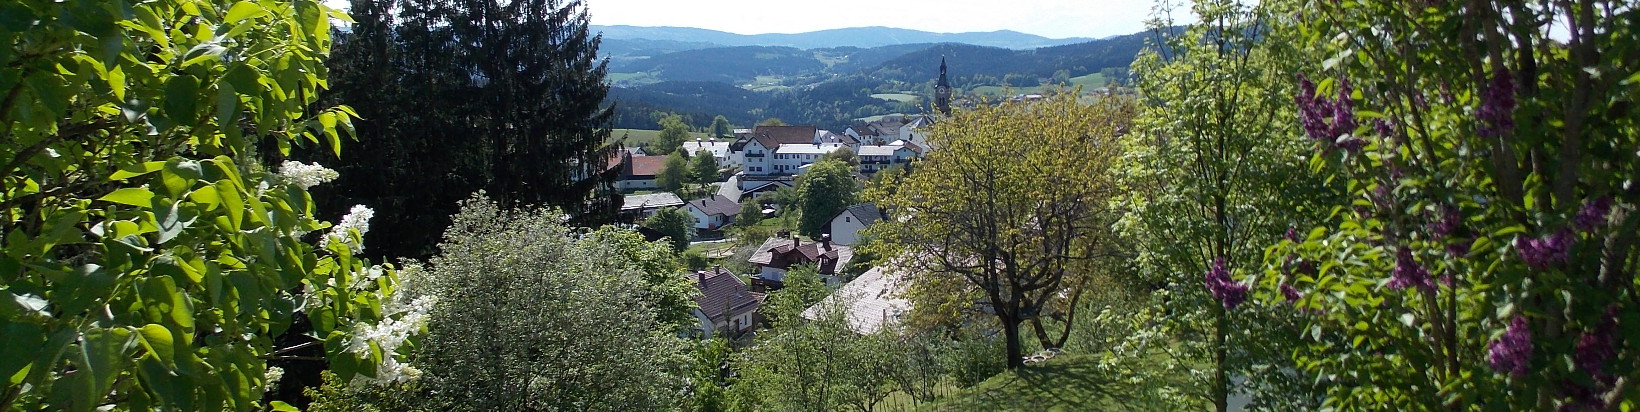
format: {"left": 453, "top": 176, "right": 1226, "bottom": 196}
{"left": 1, "top": 0, "right": 1636, "bottom": 410}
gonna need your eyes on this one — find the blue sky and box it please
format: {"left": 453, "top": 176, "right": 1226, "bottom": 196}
{"left": 585, "top": 0, "right": 1164, "bottom": 39}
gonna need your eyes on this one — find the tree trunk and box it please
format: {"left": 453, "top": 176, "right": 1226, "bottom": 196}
{"left": 1004, "top": 314, "right": 1025, "bottom": 369}
{"left": 1214, "top": 307, "right": 1229, "bottom": 412}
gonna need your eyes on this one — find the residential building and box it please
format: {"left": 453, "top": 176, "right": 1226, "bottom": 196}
{"left": 856, "top": 142, "right": 922, "bottom": 174}
{"left": 748, "top": 232, "right": 854, "bottom": 291}
{"left": 684, "top": 195, "right": 740, "bottom": 230}
{"left": 683, "top": 138, "right": 739, "bottom": 169}
{"left": 617, "top": 150, "right": 667, "bottom": 191}
{"left": 619, "top": 192, "right": 684, "bottom": 221}
{"left": 826, "top": 203, "right": 886, "bottom": 246}
{"left": 688, "top": 267, "right": 763, "bottom": 339}
{"left": 799, "top": 265, "right": 911, "bottom": 334}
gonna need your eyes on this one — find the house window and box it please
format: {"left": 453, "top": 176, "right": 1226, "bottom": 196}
{"left": 845, "top": 216, "right": 851, "bottom": 222}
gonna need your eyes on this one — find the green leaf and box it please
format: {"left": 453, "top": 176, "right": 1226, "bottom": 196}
{"left": 223, "top": 1, "right": 267, "bottom": 23}
{"left": 270, "top": 401, "right": 299, "bottom": 412}
{"left": 137, "top": 324, "right": 176, "bottom": 367}
{"left": 155, "top": 201, "right": 197, "bottom": 245}
{"left": 99, "top": 188, "right": 155, "bottom": 207}
{"left": 111, "top": 161, "right": 167, "bottom": 180}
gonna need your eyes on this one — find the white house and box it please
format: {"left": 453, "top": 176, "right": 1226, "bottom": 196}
{"left": 748, "top": 232, "right": 854, "bottom": 291}
{"left": 617, "top": 151, "right": 666, "bottom": 191}
{"left": 684, "top": 195, "right": 740, "bottom": 230}
{"left": 826, "top": 203, "right": 886, "bottom": 246}
{"left": 856, "top": 142, "right": 921, "bottom": 174}
{"left": 688, "top": 267, "right": 763, "bottom": 339}
{"left": 620, "top": 192, "right": 684, "bottom": 220}
{"left": 683, "top": 138, "right": 739, "bottom": 169}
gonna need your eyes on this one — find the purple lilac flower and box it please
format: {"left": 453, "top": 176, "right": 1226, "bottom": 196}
{"left": 1575, "top": 196, "right": 1613, "bottom": 232}
{"left": 1373, "top": 118, "right": 1396, "bottom": 138}
{"left": 1487, "top": 315, "right": 1533, "bottom": 376}
{"left": 1477, "top": 70, "right": 1516, "bottom": 139}
{"left": 1575, "top": 306, "right": 1619, "bottom": 377}
{"left": 1286, "top": 227, "right": 1299, "bottom": 242}
{"left": 1204, "top": 257, "right": 1249, "bottom": 310}
{"left": 1560, "top": 380, "right": 1606, "bottom": 412}
{"left": 1370, "top": 185, "right": 1394, "bottom": 211}
{"left": 1430, "top": 204, "right": 1461, "bottom": 239}
{"left": 1294, "top": 74, "right": 1358, "bottom": 150}
{"left": 1518, "top": 228, "right": 1574, "bottom": 269}
{"left": 1388, "top": 247, "right": 1434, "bottom": 291}
{"left": 1280, "top": 283, "right": 1302, "bottom": 303}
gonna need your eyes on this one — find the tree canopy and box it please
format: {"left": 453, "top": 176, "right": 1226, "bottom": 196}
{"left": 872, "top": 94, "right": 1135, "bottom": 369}
{"left": 796, "top": 160, "right": 860, "bottom": 238}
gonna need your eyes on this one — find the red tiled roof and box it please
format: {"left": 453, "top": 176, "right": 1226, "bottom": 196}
{"left": 626, "top": 155, "right": 667, "bottom": 178}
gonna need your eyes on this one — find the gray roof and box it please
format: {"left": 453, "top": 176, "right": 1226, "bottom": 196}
{"left": 717, "top": 175, "right": 744, "bottom": 203}
{"left": 687, "top": 195, "right": 740, "bottom": 217}
{"left": 620, "top": 192, "right": 684, "bottom": 211}
{"left": 839, "top": 203, "right": 886, "bottom": 226}
{"left": 799, "top": 265, "right": 911, "bottom": 334}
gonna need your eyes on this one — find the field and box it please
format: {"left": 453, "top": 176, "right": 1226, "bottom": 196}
{"left": 968, "top": 73, "right": 1111, "bottom": 98}
{"left": 607, "top": 72, "right": 661, "bottom": 86}
{"left": 611, "top": 128, "right": 713, "bottom": 147}
{"left": 870, "top": 93, "right": 922, "bottom": 103}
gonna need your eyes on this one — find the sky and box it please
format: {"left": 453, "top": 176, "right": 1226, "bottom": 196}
{"left": 583, "top": 0, "right": 1164, "bottom": 40}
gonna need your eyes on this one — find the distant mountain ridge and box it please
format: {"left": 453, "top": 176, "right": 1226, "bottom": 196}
{"left": 593, "top": 25, "right": 1094, "bottom": 50}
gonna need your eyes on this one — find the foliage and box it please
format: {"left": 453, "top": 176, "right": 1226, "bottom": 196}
{"left": 870, "top": 94, "right": 1135, "bottom": 369}
{"left": 1241, "top": 0, "right": 1640, "bottom": 409}
{"left": 795, "top": 160, "right": 859, "bottom": 238}
{"left": 1118, "top": 0, "right": 1331, "bottom": 409}
{"left": 821, "top": 147, "right": 860, "bottom": 166}
{"left": 735, "top": 197, "right": 764, "bottom": 229}
{"left": 682, "top": 338, "right": 735, "bottom": 412}
{"left": 310, "top": 0, "right": 618, "bottom": 260}
{"left": 377, "top": 195, "right": 692, "bottom": 411}
{"left": 658, "top": 151, "right": 690, "bottom": 193}
{"left": 655, "top": 113, "right": 691, "bottom": 155}
{"left": 690, "top": 151, "right": 720, "bottom": 185}
{"left": 736, "top": 298, "right": 899, "bottom": 412}
{"left": 645, "top": 207, "right": 697, "bottom": 253}
{"left": 711, "top": 115, "right": 734, "bottom": 138}
{"left": 0, "top": 0, "right": 426, "bottom": 409}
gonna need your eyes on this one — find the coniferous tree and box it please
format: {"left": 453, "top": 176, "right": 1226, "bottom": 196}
{"left": 310, "top": 0, "right": 618, "bottom": 259}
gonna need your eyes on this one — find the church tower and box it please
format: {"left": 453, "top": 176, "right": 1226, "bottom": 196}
{"left": 934, "top": 57, "right": 952, "bottom": 116}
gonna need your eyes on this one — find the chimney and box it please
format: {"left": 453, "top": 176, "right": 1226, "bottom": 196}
{"left": 821, "top": 234, "right": 831, "bottom": 250}
{"left": 792, "top": 237, "right": 799, "bottom": 249}
{"left": 697, "top": 270, "right": 707, "bottom": 286}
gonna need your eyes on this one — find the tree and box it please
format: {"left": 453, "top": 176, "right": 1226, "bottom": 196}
{"left": 690, "top": 151, "right": 720, "bottom": 185}
{"left": 757, "top": 118, "right": 788, "bottom": 127}
{"left": 1119, "top": 1, "right": 1328, "bottom": 409}
{"left": 657, "top": 151, "right": 690, "bottom": 193}
{"left": 645, "top": 207, "right": 697, "bottom": 253}
{"left": 654, "top": 113, "right": 691, "bottom": 155}
{"left": 796, "top": 160, "right": 859, "bottom": 238}
{"left": 391, "top": 196, "right": 691, "bottom": 410}
{"left": 872, "top": 94, "right": 1135, "bottom": 369}
{"left": 821, "top": 147, "right": 859, "bottom": 167}
{"left": 0, "top": 0, "right": 415, "bottom": 409}
{"left": 711, "top": 115, "right": 734, "bottom": 138}
{"left": 736, "top": 198, "right": 765, "bottom": 229}
{"left": 312, "top": 0, "right": 619, "bottom": 260}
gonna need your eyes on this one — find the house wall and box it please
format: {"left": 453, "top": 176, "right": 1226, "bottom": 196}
{"left": 686, "top": 206, "right": 713, "bottom": 230}
{"left": 829, "top": 211, "right": 869, "bottom": 245}
{"left": 759, "top": 266, "right": 788, "bottom": 281}
{"left": 742, "top": 141, "right": 771, "bottom": 175}
{"left": 690, "top": 308, "right": 716, "bottom": 339}
{"left": 618, "top": 178, "right": 657, "bottom": 191}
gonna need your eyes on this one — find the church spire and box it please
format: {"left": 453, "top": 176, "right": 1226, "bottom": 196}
{"left": 935, "top": 57, "right": 952, "bottom": 116}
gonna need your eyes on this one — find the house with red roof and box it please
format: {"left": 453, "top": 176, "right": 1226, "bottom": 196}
{"left": 688, "top": 267, "right": 764, "bottom": 339}
{"left": 747, "top": 231, "right": 854, "bottom": 292}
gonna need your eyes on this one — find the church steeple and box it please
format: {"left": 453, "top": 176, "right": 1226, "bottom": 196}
{"left": 934, "top": 57, "right": 952, "bottom": 115}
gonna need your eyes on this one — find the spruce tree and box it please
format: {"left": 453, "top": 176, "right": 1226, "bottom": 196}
{"left": 310, "top": 0, "right": 618, "bottom": 259}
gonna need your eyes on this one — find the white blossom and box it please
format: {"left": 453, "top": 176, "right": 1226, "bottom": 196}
{"left": 263, "top": 366, "right": 285, "bottom": 392}
{"left": 277, "top": 160, "right": 339, "bottom": 190}
{"left": 319, "top": 205, "right": 374, "bottom": 253}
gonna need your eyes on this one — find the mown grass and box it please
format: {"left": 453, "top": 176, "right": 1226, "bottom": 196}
{"left": 916, "top": 351, "right": 1195, "bottom": 412}
{"left": 871, "top": 93, "right": 921, "bottom": 103}
{"left": 610, "top": 128, "right": 713, "bottom": 147}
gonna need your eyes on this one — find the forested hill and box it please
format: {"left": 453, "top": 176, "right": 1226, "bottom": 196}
{"left": 593, "top": 25, "right": 1094, "bottom": 50}
{"left": 603, "top": 29, "right": 1161, "bottom": 130}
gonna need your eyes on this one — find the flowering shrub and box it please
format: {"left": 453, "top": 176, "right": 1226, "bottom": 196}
{"left": 0, "top": 0, "right": 417, "bottom": 409}
{"left": 1253, "top": 0, "right": 1640, "bottom": 409}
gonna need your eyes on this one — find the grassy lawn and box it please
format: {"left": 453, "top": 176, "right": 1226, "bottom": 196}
{"left": 871, "top": 93, "right": 921, "bottom": 103}
{"left": 607, "top": 72, "right": 660, "bottom": 86}
{"left": 745, "top": 75, "right": 792, "bottom": 92}
{"left": 919, "top": 352, "right": 1195, "bottom": 411}
{"left": 1068, "top": 73, "right": 1108, "bottom": 89}
{"left": 611, "top": 128, "right": 713, "bottom": 147}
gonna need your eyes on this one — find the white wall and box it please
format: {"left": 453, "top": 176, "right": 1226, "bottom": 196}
{"left": 829, "top": 211, "right": 869, "bottom": 245}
